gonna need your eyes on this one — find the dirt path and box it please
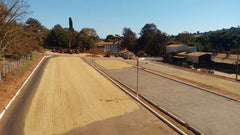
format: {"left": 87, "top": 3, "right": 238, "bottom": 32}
{"left": 24, "top": 56, "right": 177, "bottom": 135}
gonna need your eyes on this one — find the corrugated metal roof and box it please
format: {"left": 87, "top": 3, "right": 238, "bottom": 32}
{"left": 173, "top": 56, "right": 185, "bottom": 59}
{"left": 120, "top": 49, "right": 134, "bottom": 55}
{"left": 187, "top": 52, "right": 212, "bottom": 57}
{"left": 177, "top": 51, "right": 188, "bottom": 56}
{"left": 187, "top": 52, "right": 212, "bottom": 64}
{"left": 167, "top": 44, "right": 186, "bottom": 48}
{"left": 95, "top": 41, "right": 118, "bottom": 46}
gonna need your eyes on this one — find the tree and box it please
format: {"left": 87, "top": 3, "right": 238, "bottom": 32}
{"left": 105, "top": 34, "right": 122, "bottom": 43}
{"left": 105, "top": 34, "right": 115, "bottom": 42}
{"left": 121, "top": 27, "right": 137, "bottom": 51}
{"left": 137, "top": 23, "right": 168, "bottom": 56}
{"left": 114, "top": 34, "right": 122, "bottom": 42}
{"left": 176, "top": 32, "right": 195, "bottom": 45}
{"left": 78, "top": 34, "right": 95, "bottom": 50}
{"left": 25, "top": 18, "right": 42, "bottom": 32}
{"left": 137, "top": 23, "right": 159, "bottom": 52}
{"left": 208, "top": 31, "right": 240, "bottom": 52}
{"left": 139, "top": 23, "right": 159, "bottom": 37}
{"left": 0, "top": 0, "right": 29, "bottom": 53}
{"left": 24, "top": 17, "right": 49, "bottom": 46}
{"left": 196, "top": 35, "right": 210, "bottom": 51}
{"left": 45, "top": 24, "right": 71, "bottom": 48}
{"left": 69, "top": 17, "right": 74, "bottom": 32}
{"left": 148, "top": 31, "right": 168, "bottom": 56}
{"left": 6, "top": 23, "right": 42, "bottom": 57}
{"left": 72, "top": 28, "right": 99, "bottom": 50}
{"left": 80, "top": 28, "right": 99, "bottom": 41}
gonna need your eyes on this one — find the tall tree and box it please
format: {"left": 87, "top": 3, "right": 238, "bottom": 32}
{"left": 148, "top": 31, "right": 168, "bottom": 56}
{"left": 73, "top": 28, "right": 99, "bottom": 50}
{"left": 0, "top": 0, "right": 29, "bottom": 53}
{"left": 45, "top": 24, "right": 71, "bottom": 48}
{"left": 176, "top": 32, "right": 195, "bottom": 45}
{"left": 121, "top": 27, "right": 136, "bottom": 51}
{"left": 79, "top": 28, "right": 99, "bottom": 40}
{"left": 24, "top": 17, "right": 49, "bottom": 46}
{"left": 69, "top": 17, "right": 74, "bottom": 32}
{"left": 105, "top": 34, "right": 115, "bottom": 42}
{"left": 137, "top": 23, "right": 168, "bottom": 56}
{"left": 114, "top": 34, "right": 122, "bottom": 43}
{"left": 137, "top": 23, "right": 159, "bottom": 54}
{"left": 137, "top": 23, "right": 159, "bottom": 51}
{"left": 25, "top": 18, "right": 42, "bottom": 32}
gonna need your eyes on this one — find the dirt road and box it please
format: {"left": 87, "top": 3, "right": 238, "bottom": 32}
{"left": 0, "top": 56, "right": 177, "bottom": 135}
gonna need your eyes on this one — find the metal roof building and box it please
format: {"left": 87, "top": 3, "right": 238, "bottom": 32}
{"left": 187, "top": 52, "right": 212, "bottom": 65}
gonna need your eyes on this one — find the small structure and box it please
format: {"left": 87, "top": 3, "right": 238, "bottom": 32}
{"left": 212, "top": 53, "right": 240, "bottom": 73}
{"left": 166, "top": 44, "right": 197, "bottom": 62}
{"left": 187, "top": 52, "right": 212, "bottom": 67}
{"left": 139, "top": 57, "right": 163, "bottom": 61}
{"left": 188, "top": 46, "right": 197, "bottom": 53}
{"left": 95, "top": 41, "right": 105, "bottom": 50}
{"left": 119, "top": 49, "right": 135, "bottom": 59}
{"left": 173, "top": 52, "right": 188, "bottom": 64}
{"left": 95, "top": 41, "right": 119, "bottom": 53}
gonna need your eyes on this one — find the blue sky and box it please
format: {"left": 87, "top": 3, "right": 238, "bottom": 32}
{"left": 25, "top": 0, "right": 240, "bottom": 38}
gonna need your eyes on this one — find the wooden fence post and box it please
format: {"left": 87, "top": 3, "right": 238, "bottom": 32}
{"left": 3, "top": 66, "right": 5, "bottom": 77}
{"left": 9, "top": 64, "right": 11, "bottom": 73}
{"left": 6, "top": 65, "right": 8, "bottom": 74}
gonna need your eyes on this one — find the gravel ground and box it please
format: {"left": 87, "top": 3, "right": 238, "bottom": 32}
{"left": 23, "top": 56, "right": 177, "bottom": 135}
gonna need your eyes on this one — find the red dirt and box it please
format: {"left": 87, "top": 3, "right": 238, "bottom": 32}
{"left": 0, "top": 54, "right": 44, "bottom": 112}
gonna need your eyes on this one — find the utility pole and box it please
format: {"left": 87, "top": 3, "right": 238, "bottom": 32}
{"left": 136, "top": 57, "right": 139, "bottom": 98}
{"left": 236, "top": 54, "right": 239, "bottom": 80}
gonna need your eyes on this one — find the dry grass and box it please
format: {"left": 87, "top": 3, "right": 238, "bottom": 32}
{"left": 139, "top": 60, "right": 240, "bottom": 99}
{"left": 175, "top": 72, "right": 240, "bottom": 95}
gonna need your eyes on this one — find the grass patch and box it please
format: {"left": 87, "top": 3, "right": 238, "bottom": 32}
{"left": 10, "top": 55, "right": 41, "bottom": 78}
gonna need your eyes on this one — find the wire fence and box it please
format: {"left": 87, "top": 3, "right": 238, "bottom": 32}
{"left": 0, "top": 51, "right": 38, "bottom": 80}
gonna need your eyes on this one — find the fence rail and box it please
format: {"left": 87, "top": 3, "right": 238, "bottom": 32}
{"left": 0, "top": 52, "right": 38, "bottom": 80}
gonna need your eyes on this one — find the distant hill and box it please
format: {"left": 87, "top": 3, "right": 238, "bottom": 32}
{"left": 170, "top": 26, "right": 240, "bottom": 53}
{"left": 194, "top": 26, "right": 240, "bottom": 36}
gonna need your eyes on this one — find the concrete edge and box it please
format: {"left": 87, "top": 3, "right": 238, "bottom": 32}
{"left": 0, "top": 55, "right": 52, "bottom": 120}
{"left": 81, "top": 58, "right": 188, "bottom": 135}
